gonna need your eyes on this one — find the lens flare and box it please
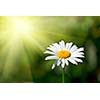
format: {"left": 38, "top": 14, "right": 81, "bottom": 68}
{"left": 11, "top": 17, "right": 33, "bottom": 35}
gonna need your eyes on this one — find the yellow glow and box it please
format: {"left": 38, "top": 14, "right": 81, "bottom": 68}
{"left": 0, "top": 17, "right": 49, "bottom": 52}
{"left": 13, "top": 19, "right": 31, "bottom": 33}
{"left": 8, "top": 17, "right": 33, "bottom": 35}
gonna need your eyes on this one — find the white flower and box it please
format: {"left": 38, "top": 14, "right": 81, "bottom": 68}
{"left": 44, "top": 40, "right": 84, "bottom": 69}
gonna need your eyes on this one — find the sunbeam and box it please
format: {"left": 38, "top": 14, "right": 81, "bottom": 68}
{"left": 0, "top": 16, "right": 85, "bottom": 82}
{"left": 0, "top": 17, "right": 47, "bottom": 82}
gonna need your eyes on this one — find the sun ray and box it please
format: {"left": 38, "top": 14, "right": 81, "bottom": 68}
{"left": 0, "top": 16, "right": 80, "bottom": 82}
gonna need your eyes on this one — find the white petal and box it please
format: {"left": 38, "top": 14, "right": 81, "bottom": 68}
{"left": 47, "top": 47, "right": 56, "bottom": 52}
{"left": 59, "top": 40, "right": 65, "bottom": 49}
{"left": 45, "top": 56, "right": 58, "bottom": 60}
{"left": 57, "top": 59, "right": 61, "bottom": 66}
{"left": 66, "top": 43, "right": 69, "bottom": 49}
{"left": 52, "top": 43, "right": 61, "bottom": 50}
{"left": 75, "top": 47, "right": 84, "bottom": 52}
{"left": 74, "top": 57, "right": 83, "bottom": 63}
{"left": 72, "top": 54, "right": 84, "bottom": 58}
{"left": 75, "top": 52, "right": 84, "bottom": 55}
{"left": 72, "top": 52, "right": 84, "bottom": 56}
{"left": 61, "top": 59, "right": 65, "bottom": 68}
{"left": 47, "top": 45, "right": 58, "bottom": 52}
{"left": 65, "top": 59, "right": 69, "bottom": 66}
{"left": 66, "top": 42, "right": 73, "bottom": 50}
{"left": 68, "top": 57, "right": 78, "bottom": 65}
{"left": 70, "top": 45, "right": 78, "bottom": 53}
{"left": 52, "top": 64, "right": 56, "bottom": 69}
{"left": 44, "top": 50, "right": 55, "bottom": 55}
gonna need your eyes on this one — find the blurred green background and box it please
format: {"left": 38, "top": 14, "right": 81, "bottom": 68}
{"left": 0, "top": 16, "right": 100, "bottom": 83}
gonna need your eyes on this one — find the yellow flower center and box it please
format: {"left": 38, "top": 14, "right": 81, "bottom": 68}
{"left": 57, "top": 50, "right": 71, "bottom": 59}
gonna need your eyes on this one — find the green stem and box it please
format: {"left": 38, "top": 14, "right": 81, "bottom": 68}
{"left": 62, "top": 68, "right": 65, "bottom": 83}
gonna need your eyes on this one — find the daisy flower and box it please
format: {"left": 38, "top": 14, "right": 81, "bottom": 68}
{"left": 44, "top": 40, "right": 84, "bottom": 69}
